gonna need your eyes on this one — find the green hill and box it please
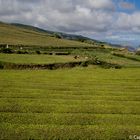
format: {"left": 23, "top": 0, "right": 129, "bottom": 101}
{"left": 0, "top": 22, "right": 92, "bottom": 47}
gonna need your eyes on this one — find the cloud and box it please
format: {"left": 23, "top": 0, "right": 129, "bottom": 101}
{"left": 0, "top": 0, "right": 139, "bottom": 46}
{"left": 38, "top": 0, "right": 115, "bottom": 32}
{"left": 115, "top": 12, "right": 140, "bottom": 32}
{"left": 119, "top": 1, "right": 135, "bottom": 10}
{"left": 87, "top": 0, "right": 115, "bottom": 10}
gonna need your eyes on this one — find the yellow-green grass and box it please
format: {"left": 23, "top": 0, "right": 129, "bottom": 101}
{"left": 0, "top": 23, "right": 91, "bottom": 47}
{"left": 0, "top": 67, "right": 140, "bottom": 139}
{"left": 99, "top": 53, "right": 140, "bottom": 67}
{"left": 0, "top": 52, "right": 140, "bottom": 68}
{"left": 0, "top": 54, "right": 84, "bottom": 64}
{"left": 84, "top": 50, "right": 140, "bottom": 67}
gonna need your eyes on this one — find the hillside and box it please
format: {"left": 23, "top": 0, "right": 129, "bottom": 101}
{"left": 11, "top": 23, "right": 136, "bottom": 51}
{"left": 11, "top": 23, "right": 101, "bottom": 43}
{"left": 0, "top": 22, "right": 92, "bottom": 47}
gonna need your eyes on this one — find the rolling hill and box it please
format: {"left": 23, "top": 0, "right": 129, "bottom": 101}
{"left": 11, "top": 23, "right": 101, "bottom": 43}
{"left": 0, "top": 22, "right": 93, "bottom": 47}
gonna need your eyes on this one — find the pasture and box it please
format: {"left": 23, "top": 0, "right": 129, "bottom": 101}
{"left": 0, "top": 67, "right": 140, "bottom": 139}
{"left": 0, "top": 51, "right": 140, "bottom": 68}
{"left": 0, "top": 54, "right": 84, "bottom": 64}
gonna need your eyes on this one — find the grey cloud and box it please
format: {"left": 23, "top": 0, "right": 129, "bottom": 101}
{"left": 0, "top": 0, "right": 34, "bottom": 16}
{"left": 114, "top": 12, "right": 140, "bottom": 33}
{"left": 0, "top": 0, "right": 140, "bottom": 45}
{"left": 37, "top": 0, "right": 114, "bottom": 33}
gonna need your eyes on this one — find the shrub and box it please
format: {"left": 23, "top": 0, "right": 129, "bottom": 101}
{"left": 0, "top": 61, "right": 4, "bottom": 69}
{"left": 17, "top": 50, "right": 23, "bottom": 54}
{"left": 0, "top": 48, "right": 14, "bottom": 54}
{"left": 112, "top": 52, "right": 124, "bottom": 57}
{"left": 52, "top": 33, "right": 62, "bottom": 39}
{"left": 136, "top": 50, "right": 140, "bottom": 55}
{"left": 36, "top": 50, "right": 41, "bottom": 54}
{"left": 81, "top": 61, "right": 88, "bottom": 67}
{"left": 17, "top": 50, "right": 29, "bottom": 54}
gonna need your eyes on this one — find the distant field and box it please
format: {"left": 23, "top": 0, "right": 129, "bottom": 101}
{"left": 0, "top": 54, "right": 84, "bottom": 64}
{"left": 0, "top": 67, "right": 140, "bottom": 139}
{"left": 0, "top": 23, "right": 91, "bottom": 47}
{"left": 73, "top": 49, "right": 140, "bottom": 67}
{"left": 96, "top": 52, "right": 140, "bottom": 67}
{"left": 0, "top": 52, "right": 140, "bottom": 68}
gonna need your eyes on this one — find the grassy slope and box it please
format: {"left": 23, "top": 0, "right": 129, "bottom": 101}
{"left": 0, "top": 54, "right": 85, "bottom": 64}
{"left": 73, "top": 49, "right": 140, "bottom": 67}
{"left": 0, "top": 23, "right": 91, "bottom": 47}
{"left": 92, "top": 52, "right": 140, "bottom": 67}
{"left": 0, "top": 67, "right": 140, "bottom": 139}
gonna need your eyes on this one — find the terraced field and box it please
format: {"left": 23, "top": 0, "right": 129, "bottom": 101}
{"left": 0, "top": 67, "right": 140, "bottom": 139}
{"left": 97, "top": 53, "right": 140, "bottom": 68}
{"left": 77, "top": 50, "right": 140, "bottom": 68}
{"left": 0, "top": 54, "right": 84, "bottom": 64}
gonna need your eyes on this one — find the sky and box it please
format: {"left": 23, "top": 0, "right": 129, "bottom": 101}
{"left": 0, "top": 0, "right": 140, "bottom": 47}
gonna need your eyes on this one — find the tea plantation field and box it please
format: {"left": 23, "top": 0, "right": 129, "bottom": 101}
{"left": 0, "top": 67, "right": 140, "bottom": 139}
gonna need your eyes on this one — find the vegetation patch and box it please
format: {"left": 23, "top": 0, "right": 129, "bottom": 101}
{"left": 112, "top": 52, "right": 140, "bottom": 62}
{"left": 0, "top": 59, "right": 121, "bottom": 70}
{"left": 136, "top": 50, "right": 140, "bottom": 55}
{"left": 0, "top": 68, "right": 140, "bottom": 139}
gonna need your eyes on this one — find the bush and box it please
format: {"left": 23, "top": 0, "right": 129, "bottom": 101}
{"left": 81, "top": 61, "right": 88, "bottom": 67}
{"left": 136, "top": 50, "right": 140, "bottom": 55}
{"left": 17, "top": 50, "right": 23, "bottom": 54}
{"left": 112, "top": 52, "right": 124, "bottom": 57}
{"left": 36, "top": 50, "right": 41, "bottom": 54}
{"left": 0, "top": 48, "right": 14, "bottom": 54}
{"left": 17, "top": 50, "right": 29, "bottom": 54}
{"left": 52, "top": 33, "right": 62, "bottom": 39}
{"left": 0, "top": 61, "right": 4, "bottom": 69}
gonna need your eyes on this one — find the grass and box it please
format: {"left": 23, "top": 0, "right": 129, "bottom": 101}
{"left": 0, "top": 67, "right": 140, "bottom": 139}
{"left": 0, "top": 54, "right": 84, "bottom": 64}
{"left": 0, "top": 50, "right": 140, "bottom": 68}
{"left": 0, "top": 20, "right": 140, "bottom": 139}
{"left": 72, "top": 49, "right": 140, "bottom": 67}
{"left": 99, "top": 53, "right": 140, "bottom": 67}
{"left": 0, "top": 22, "right": 91, "bottom": 47}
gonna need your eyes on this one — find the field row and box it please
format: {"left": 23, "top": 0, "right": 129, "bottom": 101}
{"left": 0, "top": 68, "right": 140, "bottom": 139}
{"left": 0, "top": 53, "right": 140, "bottom": 68}
{"left": 1, "top": 123, "right": 140, "bottom": 140}
{"left": 1, "top": 113, "right": 140, "bottom": 125}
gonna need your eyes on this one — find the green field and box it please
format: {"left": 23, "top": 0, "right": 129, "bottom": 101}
{"left": 0, "top": 67, "right": 140, "bottom": 139}
{"left": 0, "top": 21, "right": 140, "bottom": 139}
{"left": 92, "top": 52, "right": 140, "bottom": 67}
{"left": 75, "top": 49, "right": 140, "bottom": 68}
{"left": 0, "top": 51, "right": 140, "bottom": 68}
{"left": 0, "top": 54, "right": 84, "bottom": 64}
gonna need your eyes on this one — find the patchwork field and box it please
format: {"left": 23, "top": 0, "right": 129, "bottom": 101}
{"left": 0, "top": 67, "right": 140, "bottom": 139}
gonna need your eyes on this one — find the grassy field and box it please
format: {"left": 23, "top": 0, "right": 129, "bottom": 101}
{"left": 0, "top": 54, "right": 84, "bottom": 64}
{"left": 0, "top": 67, "right": 140, "bottom": 139}
{"left": 94, "top": 52, "right": 140, "bottom": 67}
{"left": 0, "top": 22, "right": 91, "bottom": 47}
{"left": 0, "top": 51, "right": 140, "bottom": 68}
{"left": 72, "top": 49, "right": 140, "bottom": 68}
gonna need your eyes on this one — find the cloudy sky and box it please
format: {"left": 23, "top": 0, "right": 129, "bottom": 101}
{"left": 0, "top": 0, "right": 140, "bottom": 47}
